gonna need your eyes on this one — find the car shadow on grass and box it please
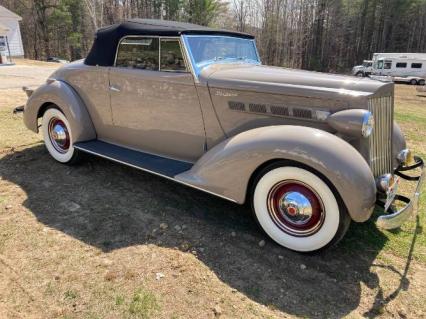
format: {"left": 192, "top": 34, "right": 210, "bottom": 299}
{"left": 0, "top": 145, "right": 418, "bottom": 318}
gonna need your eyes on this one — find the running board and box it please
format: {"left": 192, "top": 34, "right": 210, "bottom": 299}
{"left": 74, "top": 140, "right": 193, "bottom": 178}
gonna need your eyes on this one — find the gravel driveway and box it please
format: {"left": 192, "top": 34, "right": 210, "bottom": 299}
{"left": 0, "top": 63, "right": 59, "bottom": 89}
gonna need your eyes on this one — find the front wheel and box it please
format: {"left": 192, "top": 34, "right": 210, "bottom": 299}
{"left": 42, "top": 107, "right": 81, "bottom": 164}
{"left": 410, "top": 79, "right": 418, "bottom": 85}
{"left": 251, "top": 164, "right": 351, "bottom": 252}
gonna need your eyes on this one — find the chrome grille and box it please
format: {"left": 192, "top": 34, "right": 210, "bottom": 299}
{"left": 368, "top": 95, "right": 393, "bottom": 177}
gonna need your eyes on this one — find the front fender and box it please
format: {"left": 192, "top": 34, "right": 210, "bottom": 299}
{"left": 176, "top": 126, "right": 376, "bottom": 222}
{"left": 23, "top": 80, "right": 96, "bottom": 143}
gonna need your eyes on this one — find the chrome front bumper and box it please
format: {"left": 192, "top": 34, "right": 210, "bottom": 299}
{"left": 376, "top": 156, "right": 425, "bottom": 229}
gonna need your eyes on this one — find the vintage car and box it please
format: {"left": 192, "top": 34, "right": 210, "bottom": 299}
{"left": 19, "top": 19, "right": 424, "bottom": 252}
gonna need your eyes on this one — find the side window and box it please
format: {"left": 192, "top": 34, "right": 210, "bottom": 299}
{"left": 384, "top": 61, "right": 392, "bottom": 69}
{"left": 115, "top": 37, "right": 159, "bottom": 70}
{"left": 412, "top": 63, "right": 422, "bottom": 69}
{"left": 396, "top": 62, "right": 407, "bottom": 68}
{"left": 377, "top": 60, "right": 384, "bottom": 69}
{"left": 160, "top": 39, "right": 187, "bottom": 72}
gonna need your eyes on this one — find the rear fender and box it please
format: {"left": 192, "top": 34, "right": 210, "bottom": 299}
{"left": 176, "top": 125, "right": 377, "bottom": 222}
{"left": 23, "top": 80, "right": 96, "bottom": 143}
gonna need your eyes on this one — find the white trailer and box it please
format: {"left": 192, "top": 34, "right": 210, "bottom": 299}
{"left": 371, "top": 54, "right": 426, "bottom": 85}
{"left": 372, "top": 53, "right": 426, "bottom": 61}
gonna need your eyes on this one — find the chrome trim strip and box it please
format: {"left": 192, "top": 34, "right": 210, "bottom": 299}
{"left": 73, "top": 144, "right": 238, "bottom": 203}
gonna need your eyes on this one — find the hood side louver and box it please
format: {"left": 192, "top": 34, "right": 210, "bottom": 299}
{"left": 293, "top": 108, "right": 313, "bottom": 119}
{"left": 228, "top": 101, "right": 322, "bottom": 122}
{"left": 270, "top": 105, "right": 290, "bottom": 116}
{"left": 228, "top": 101, "right": 245, "bottom": 111}
{"left": 249, "top": 103, "right": 267, "bottom": 113}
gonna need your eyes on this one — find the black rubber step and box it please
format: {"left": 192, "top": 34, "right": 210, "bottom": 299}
{"left": 74, "top": 140, "right": 193, "bottom": 177}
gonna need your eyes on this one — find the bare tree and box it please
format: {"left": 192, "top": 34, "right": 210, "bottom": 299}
{"left": 84, "top": 0, "right": 104, "bottom": 29}
{"left": 2, "top": 0, "right": 426, "bottom": 70}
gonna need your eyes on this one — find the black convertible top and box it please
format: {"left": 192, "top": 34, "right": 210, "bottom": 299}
{"left": 85, "top": 19, "right": 254, "bottom": 67}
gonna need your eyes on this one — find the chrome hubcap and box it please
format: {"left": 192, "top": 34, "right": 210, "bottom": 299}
{"left": 267, "top": 180, "right": 325, "bottom": 237}
{"left": 48, "top": 118, "right": 70, "bottom": 153}
{"left": 279, "top": 191, "right": 313, "bottom": 224}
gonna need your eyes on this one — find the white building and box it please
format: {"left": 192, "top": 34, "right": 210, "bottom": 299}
{"left": 0, "top": 6, "right": 24, "bottom": 57}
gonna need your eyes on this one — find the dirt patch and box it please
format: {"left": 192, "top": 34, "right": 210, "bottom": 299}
{"left": 0, "top": 66, "right": 425, "bottom": 318}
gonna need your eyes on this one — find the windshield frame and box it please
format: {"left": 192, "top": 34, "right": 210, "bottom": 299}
{"left": 182, "top": 34, "right": 261, "bottom": 79}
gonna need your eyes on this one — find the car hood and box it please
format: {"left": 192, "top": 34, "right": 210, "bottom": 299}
{"left": 200, "top": 63, "right": 393, "bottom": 101}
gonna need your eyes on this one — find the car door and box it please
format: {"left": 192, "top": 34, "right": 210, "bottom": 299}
{"left": 108, "top": 36, "right": 206, "bottom": 163}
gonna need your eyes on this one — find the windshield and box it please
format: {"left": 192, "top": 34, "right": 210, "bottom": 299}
{"left": 183, "top": 35, "right": 260, "bottom": 76}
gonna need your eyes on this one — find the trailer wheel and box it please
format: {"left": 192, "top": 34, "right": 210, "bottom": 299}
{"left": 410, "top": 79, "right": 418, "bottom": 85}
{"left": 418, "top": 79, "right": 425, "bottom": 86}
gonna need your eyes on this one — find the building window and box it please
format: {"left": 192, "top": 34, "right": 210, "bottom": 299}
{"left": 0, "top": 36, "right": 6, "bottom": 51}
{"left": 396, "top": 62, "right": 407, "bottom": 68}
{"left": 411, "top": 63, "right": 423, "bottom": 69}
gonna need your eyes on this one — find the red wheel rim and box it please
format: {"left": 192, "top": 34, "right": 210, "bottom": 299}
{"left": 267, "top": 180, "right": 325, "bottom": 237}
{"left": 48, "top": 117, "right": 70, "bottom": 153}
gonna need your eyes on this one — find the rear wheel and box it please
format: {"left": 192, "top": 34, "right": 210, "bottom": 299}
{"left": 251, "top": 163, "right": 351, "bottom": 252}
{"left": 42, "top": 108, "right": 81, "bottom": 164}
{"left": 410, "top": 79, "right": 418, "bottom": 85}
{"left": 418, "top": 79, "right": 425, "bottom": 86}
{"left": 355, "top": 72, "right": 364, "bottom": 77}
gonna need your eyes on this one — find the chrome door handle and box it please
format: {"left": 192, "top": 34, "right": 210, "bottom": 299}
{"left": 109, "top": 85, "right": 120, "bottom": 92}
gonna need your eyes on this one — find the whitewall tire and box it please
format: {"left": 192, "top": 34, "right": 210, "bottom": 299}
{"left": 42, "top": 108, "right": 80, "bottom": 164}
{"left": 252, "top": 165, "right": 350, "bottom": 252}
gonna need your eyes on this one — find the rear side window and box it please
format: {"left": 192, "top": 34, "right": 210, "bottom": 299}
{"left": 396, "top": 62, "right": 407, "bottom": 68}
{"left": 115, "top": 37, "right": 159, "bottom": 70}
{"left": 412, "top": 63, "right": 423, "bottom": 69}
{"left": 160, "top": 39, "right": 187, "bottom": 72}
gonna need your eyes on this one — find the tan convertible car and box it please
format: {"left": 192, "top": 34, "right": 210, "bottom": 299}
{"left": 19, "top": 19, "right": 424, "bottom": 252}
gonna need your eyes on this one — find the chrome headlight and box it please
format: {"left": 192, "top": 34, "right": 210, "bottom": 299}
{"left": 327, "top": 109, "right": 374, "bottom": 138}
{"left": 361, "top": 111, "right": 374, "bottom": 137}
